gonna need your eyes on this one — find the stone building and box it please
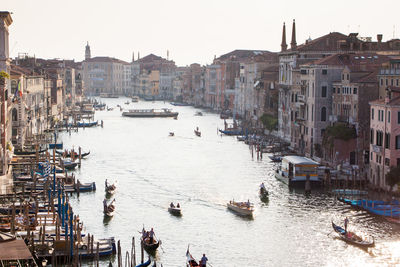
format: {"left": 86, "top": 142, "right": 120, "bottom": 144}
{"left": 369, "top": 87, "right": 400, "bottom": 189}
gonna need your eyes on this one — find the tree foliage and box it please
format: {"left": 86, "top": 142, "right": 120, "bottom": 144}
{"left": 259, "top": 113, "right": 278, "bottom": 132}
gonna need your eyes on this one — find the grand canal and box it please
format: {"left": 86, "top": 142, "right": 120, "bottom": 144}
{"left": 62, "top": 98, "right": 400, "bottom": 266}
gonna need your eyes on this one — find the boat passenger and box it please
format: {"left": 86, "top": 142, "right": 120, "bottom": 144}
{"left": 142, "top": 228, "right": 148, "bottom": 240}
{"left": 105, "top": 179, "right": 108, "bottom": 188}
{"left": 177, "top": 203, "right": 180, "bottom": 208}
{"left": 344, "top": 217, "right": 349, "bottom": 233}
{"left": 246, "top": 199, "right": 251, "bottom": 208}
{"left": 260, "top": 182, "right": 265, "bottom": 189}
{"left": 200, "top": 254, "right": 208, "bottom": 267}
{"left": 170, "top": 202, "right": 175, "bottom": 208}
{"left": 103, "top": 199, "right": 107, "bottom": 212}
{"left": 149, "top": 228, "right": 155, "bottom": 243}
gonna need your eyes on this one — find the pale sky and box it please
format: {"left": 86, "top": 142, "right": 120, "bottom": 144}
{"left": 3, "top": 0, "right": 400, "bottom": 66}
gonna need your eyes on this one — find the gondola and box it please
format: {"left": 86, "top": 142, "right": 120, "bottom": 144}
{"left": 14, "top": 148, "right": 48, "bottom": 155}
{"left": 103, "top": 199, "right": 115, "bottom": 217}
{"left": 186, "top": 247, "right": 199, "bottom": 267}
{"left": 63, "top": 161, "right": 78, "bottom": 170}
{"left": 259, "top": 186, "right": 268, "bottom": 200}
{"left": 135, "top": 257, "right": 151, "bottom": 267}
{"left": 194, "top": 127, "right": 201, "bottom": 137}
{"left": 141, "top": 235, "right": 160, "bottom": 252}
{"left": 105, "top": 181, "right": 116, "bottom": 195}
{"left": 331, "top": 221, "right": 374, "bottom": 247}
{"left": 169, "top": 132, "right": 175, "bottom": 136}
{"left": 56, "top": 150, "right": 90, "bottom": 158}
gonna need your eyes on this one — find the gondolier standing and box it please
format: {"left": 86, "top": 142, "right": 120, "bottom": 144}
{"left": 344, "top": 217, "right": 349, "bottom": 233}
{"left": 149, "top": 228, "right": 155, "bottom": 243}
{"left": 200, "top": 254, "right": 208, "bottom": 267}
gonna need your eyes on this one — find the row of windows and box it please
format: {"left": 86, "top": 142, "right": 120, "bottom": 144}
{"left": 333, "top": 87, "right": 357, "bottom": 95}
{"left": 371, "top": 108, "right": 396, "bottom": 123}
{"left": 371, "top": 129, "right": 400, "bottom": 149}
{"left": 380, "top": 78, "right": 400, "bottom": 87}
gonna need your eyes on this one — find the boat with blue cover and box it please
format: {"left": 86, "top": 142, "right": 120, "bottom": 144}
{"left": 331, "top": 221, "right": 374, "bottom": 247}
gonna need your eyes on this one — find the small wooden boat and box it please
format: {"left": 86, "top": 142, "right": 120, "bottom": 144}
{"left": 194, "top": 111, "right": 203, "bottom": 116}
{"left": 331, "top": 221, "right": 374, "bottom": 247}
{"left": 14, "top": 148, "right": 48, "bottom": 155}
{"left": 169, "top": 132, "right": 175, "bottom": 136}
{"left": 186, "top": 247, "right": 200, "bottom": 267}
{"left": 125, "top": 101, "right": 130, "bottom": 105}
{"left": 107, "top": 107, "right": 114, "bottom": 111}
{"left": 194, "top": 128, "right": 201, "bottom": 137}
{"left": 259, "top": 186, "right": 268, "bottom": 200}
{"left": 141, "top": 234, "right": 160, "bottom": 252}
{"left": 227, "top": 200, "right": 254, "bottom": 216}
{"left": 104, "top": 199, "right": 116, "bottom": 217}
{"left": 168, "top": 206, "right": 182, "bottom": 216}
{"left": 132, "top": 96, "right": 140, "bottom": 103}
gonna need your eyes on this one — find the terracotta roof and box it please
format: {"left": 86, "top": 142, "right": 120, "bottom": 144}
{"left": 287, "top": 32, "right": 348, "bottom": 52}
{"left": 85, "top": 56, "right": 128, "bottom": 64}
{"left": 306, "top": 53, "right": 390, "bottom": 72}
{"left": 10, "top": 64, "right": 34, "bottom": 76}
{"left": 216, "top": 50, "right": 277, "bottom": 62}
{"left": 135, "top": 54, "right": 173, "bottom": 64}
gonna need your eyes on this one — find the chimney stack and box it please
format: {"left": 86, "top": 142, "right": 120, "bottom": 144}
{"left": 281, "top": 22, "right": 287, "bottom": 52}
{"left": 377, "top": 34, "right": 383, "bottom": 43}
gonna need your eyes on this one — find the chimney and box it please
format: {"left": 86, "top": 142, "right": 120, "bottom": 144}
{"left": 291, "top": 19, "right": 297, "bottom": 50}
{"left": 377, "top": 34, "right": 383, "bottom": 43}
{"left": 132, "top": 51, "right": 135, "bottom": 62}
{"left": 281, "top": 22, "right": 287, "bottom": 52}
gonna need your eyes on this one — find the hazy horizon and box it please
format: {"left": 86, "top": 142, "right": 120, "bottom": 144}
{"left": 3, "top": 0, "right": 400, "bottom": 66}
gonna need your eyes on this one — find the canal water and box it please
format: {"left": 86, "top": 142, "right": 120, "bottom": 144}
{"left": 62, "top": 97, "right": 400, "bottom": 266}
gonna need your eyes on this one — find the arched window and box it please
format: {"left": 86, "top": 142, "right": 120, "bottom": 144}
{"left": 321, "top": 107, "right": 326, "bottom": 122}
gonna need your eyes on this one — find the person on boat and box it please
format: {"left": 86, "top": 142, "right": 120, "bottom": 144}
{"left": 149, "top": 228, "right": 155, "bottom": 243}
{"left": 246, "top": 199, "right": 251, "bottom": 208}
{"left": 260, "top": 182, "right": 265, "bottom": 189}
{"left": 344, "top": 217, "right": 349, "bottom": 233}
{"left": 170, "top": 202, "right": 175, "bottom": 208}
{"left": 103, "top": 199, "right": 107, "bottom": 212}
{"left": 200, "top": 254, "right": 208, "bottom": 267}
{"left": 105, "top": 179, "right": 108, "bottom": 188}
{"left": 142, "top": 228, "right": 148, "bottom": 240}
{"left": 177, "top": 203, "right": 180, "bottom": 208}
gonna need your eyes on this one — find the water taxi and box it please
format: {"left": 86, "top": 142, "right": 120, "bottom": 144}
{"left": 275, "top": 156, "right": 321, "bottom": 187}
{"left": 227, "top": 200, "right": 254, "bottom": 216}
{"left": 131, "top": 96, "right": 140, "bottom": 102}
{"left": 122, "top": 108, "right": 178, "bottom": 118}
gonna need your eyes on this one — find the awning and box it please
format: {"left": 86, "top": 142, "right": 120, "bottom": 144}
{"left": 0, "top": 239, "right": 33, "bottom": 260}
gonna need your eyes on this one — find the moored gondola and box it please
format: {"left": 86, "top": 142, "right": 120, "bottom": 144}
{"left": 331, "top": 221, "right": 374, "bottom": 247}
{"left": 56, "top": 150, "right": 90, "bottom": 158}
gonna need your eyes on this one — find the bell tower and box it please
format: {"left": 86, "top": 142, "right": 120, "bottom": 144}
{"left": 85, "top": 42, "right": 91, "bottom": 60}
